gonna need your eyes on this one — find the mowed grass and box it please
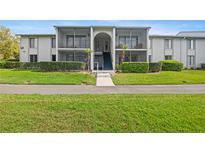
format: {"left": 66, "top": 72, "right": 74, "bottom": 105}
{"left": 112, "top": 70, "right": 205, "bottom": 85}
{"left": 0, "top": 69, "right": 95, "bottom": 85}
{"left": 0, "top": 94, "right": 205, "bottom": 132}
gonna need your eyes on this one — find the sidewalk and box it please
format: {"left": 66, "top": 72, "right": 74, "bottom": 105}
{"left": 0, "top": 84, "right": 205, "bottom": 94}
{"left": 96, "top": 73, "right": 115, "bottom": 87}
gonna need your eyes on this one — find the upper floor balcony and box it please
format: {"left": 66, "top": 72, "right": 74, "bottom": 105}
{"left": 115, "top": 28, "right": 149, "bottom": 50}
{"left": 57, "top": 27, "right": 90, "bottom": 49}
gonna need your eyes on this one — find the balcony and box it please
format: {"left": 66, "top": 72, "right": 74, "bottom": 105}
{"left": 57, "top": 27, "right": 90, "bottom": 50}
{"left": 115, "top": 28, "right": 148, "bottom": 50}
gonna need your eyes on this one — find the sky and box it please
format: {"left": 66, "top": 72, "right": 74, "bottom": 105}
{"left": 1, "top": 20, "right": 205, "bottom": 35}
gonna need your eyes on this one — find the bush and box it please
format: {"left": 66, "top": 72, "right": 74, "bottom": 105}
{"left": 38, "top": 61, "right": 86, "bottom": 71}
{"left": 149, "top": 62, "right": 162, "bottom": 72}
{"left": 0, "top": 60, "right": 6, "bottom": 68}
{"left": 0, "top": 61, "right": 86, "bottom": 71}
{"left": 3, "top": 61, "right": 22, "bottom": 68}
{"left": 160, "top": 60, "right": 183, "bottom": 71}
{"left": 20, "top": 62, "right": 40, "bottom": 69}
{"left": 121, "top": 62, "right": 149, "bottom": 73}
{"left": 115, "top": 64, "right": 122, "bottom": 72}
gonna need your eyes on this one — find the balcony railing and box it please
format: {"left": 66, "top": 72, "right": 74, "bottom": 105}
{"left": 59, "top": 40, "right": 90, "bottom": 48}
{"left": 116, "top": 43, "right": 144, "bottom": 49}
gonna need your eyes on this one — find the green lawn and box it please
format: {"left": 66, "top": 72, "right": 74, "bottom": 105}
{"left": 112, "top": 70, "right": 205, "bottom": 85}
{"left": 0, "top": 94, "right": 205, "bottom": 132}
{"left": 0, "top": 69, "right": 95, "bottom": 85}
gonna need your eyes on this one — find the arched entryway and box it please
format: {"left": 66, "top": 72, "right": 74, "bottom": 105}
{"left": 94, "top": 33, "right": 112, "bottom": 70}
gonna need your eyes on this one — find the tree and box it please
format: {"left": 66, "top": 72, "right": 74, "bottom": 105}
{"left": 119, "top": 44, "right": 128, "bottom": 64}
{"left": 84, "top": 48, "right": 93, "bottom": 71}
{"left": 0, "top": 26, "right": 20, "bottom": 60}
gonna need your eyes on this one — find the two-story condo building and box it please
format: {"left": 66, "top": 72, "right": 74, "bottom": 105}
{"left": 18, "top": 26, "right": 205, "bottom": 71}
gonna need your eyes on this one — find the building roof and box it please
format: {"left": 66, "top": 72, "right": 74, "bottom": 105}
{"left": 177, "top": 31, "right": 205, "bottom": 37}
{"left": 16, "top": 34, "right": 55, "bottom": 36}
{"left": 54, "top": 25, "right": 151, "bottom": 29}
{"left": 150, "top": 34, "right": 205, "bottom": 39}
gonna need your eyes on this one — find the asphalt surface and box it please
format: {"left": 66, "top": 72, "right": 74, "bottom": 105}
{"left": 0, "top": 84, "right": 205, "bottom": 94}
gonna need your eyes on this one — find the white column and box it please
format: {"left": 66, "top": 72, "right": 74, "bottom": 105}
{"left": 90, "top": 27, "right": 94, "bottom": 70}
{"left": 55, "top": 27, "right": 59, "bottom": 61}
{"left": 146, "top": 28, "right": 150, "bottom": 62}
{"left": 112, "top": 27, "right": 116, "bottom": 70}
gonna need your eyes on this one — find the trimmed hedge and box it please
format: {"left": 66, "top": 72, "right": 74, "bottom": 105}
{"left": 38, "top": 61, "right": 85, "bottom": 71}
{"left": 149, "top": 62, "right": 162, "bottom": 72}
{"left": 0, "top": 61, "right": 86, "bottom": 71}
{"left": 20, "top": 62, "right": 40, "bottom": 69}
{"left": 121, "top": 62, "right": 149, "bottom": 73}
{"left": 160, "top": 60, "right": 183, "bottom": 71}
{"left": 4, "top": 61, "right": 22, "bottom": 68}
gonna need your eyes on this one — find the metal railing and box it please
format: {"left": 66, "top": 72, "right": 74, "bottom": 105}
{"left": 94, "top": 62, "right": 99, "bottom": 72}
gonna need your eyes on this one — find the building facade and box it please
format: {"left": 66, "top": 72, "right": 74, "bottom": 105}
{"left": 18, "top": 26, "right": 205, "bottom": 71}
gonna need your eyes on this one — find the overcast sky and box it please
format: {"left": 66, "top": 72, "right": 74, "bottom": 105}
{"left": 1, "top": 20, "right": 205, "bottom": 35}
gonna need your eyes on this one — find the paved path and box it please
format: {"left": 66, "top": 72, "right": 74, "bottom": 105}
{"left": 0, "top": 84, "right": 205, "bottom": 94}
{"left": 96, "top": 73, "right": 115, "bottom": 87}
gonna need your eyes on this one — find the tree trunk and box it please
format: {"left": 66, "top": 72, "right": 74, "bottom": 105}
{"left": 87, "top": 53, "right": 90, "bottom": 71}
{"left": 120, "top": 50, "right": 125, "bottom": 64}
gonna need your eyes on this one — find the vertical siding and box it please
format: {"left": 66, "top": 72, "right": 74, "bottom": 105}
{"left": 152, "top": 38, "right": 164, "bottom": 62}
{"left": 173, "top": 39, "right": 181, "bottom": 61}
{"left": 180, "top": 39, "right": 187, "bottom": 67}
{"left": 38, "top": 37, "right": 52, "bottom": 61}
{"left": 20, "top": 37, "right": 29, "bottom": 62}
{"left": 196, "top": 39, "right": 205, "bottom": 68}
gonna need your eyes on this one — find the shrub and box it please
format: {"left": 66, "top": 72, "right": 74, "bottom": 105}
{"left": 149, "top": 62, "right": 162, "bottom": 72}
{"left": 38, "top": 61, "right": 86, "bottom": 71}
{"left": 115, "top": 64, "right": 122, "bottom": 72}
{"left": 0, "top": 61, "right": 86, "bottom": 71}
{"left": 0, "top": 60, "right": 6, "bottom": 68}
{"left": 121, "top": 62, "right": 149, "bottom": 73}
{"left": 3, "top": 61, "right": 22, "bottom": 68}
{"left": 20, "top": 62, "right": 40, "bottom": 69}
{"left": 160, "top": 60, "right": 183, "bottom": 71}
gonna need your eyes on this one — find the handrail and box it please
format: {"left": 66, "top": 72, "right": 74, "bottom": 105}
{"left": 94, "top": 62, "right": 99, "bottom": 72}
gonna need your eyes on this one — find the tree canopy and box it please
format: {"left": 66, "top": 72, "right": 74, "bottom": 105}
{"left": 0, "top": 26, "right": 19, "bottom": 60}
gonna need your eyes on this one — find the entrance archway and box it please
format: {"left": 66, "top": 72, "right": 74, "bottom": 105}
{"left": 94, "top": 33, "right": 112, "bottom": 70}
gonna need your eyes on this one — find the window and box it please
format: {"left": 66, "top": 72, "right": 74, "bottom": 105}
{"left": 52, "top": 55, "right": 56, "bottom": 61}
{"left": 66, "top": 35, "right": 87, "bottom": 48}
{"left": 131, "top": 36, "right": 138, "bottom": 49}
{"left": 75, "top": 35, "right": 86, "bottom": 48}
{"left": 149, "top": 55, "right": 152, "bottom": 62}
{"left": 119, "top": 36, "right": 138, "bottom": 49}
{"left": 119, "top": 36, "right": 130, "bottom": 47}
{"left": 66, "top": 35, "right": 74, "bottom": 48}
{"left": 188, "top": 55, "right": 195, "bottom": 67}
{"left": 29, "top": 38, "right": 35, "bottom": 48}
{"left": 165, "top": 39, "right": 172, "bottom": 49}
{"left": 51, "top": 38, "right": 56, "bottom": 48}
{"left": 165, "top": 55, "right": 172, "bottom": 60}
{"left": 30, "top": 55, "right": 37, "bottom": 62}
{"left": 187, "top": 40, "right": 195, "bottom": 50}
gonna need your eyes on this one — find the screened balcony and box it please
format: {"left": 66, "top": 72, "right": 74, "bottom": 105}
{"left": 115, "top": 28, "right": 148, "bottom": 49}
{"left": 57, "top": 27, "right": 90, "bottom": 49}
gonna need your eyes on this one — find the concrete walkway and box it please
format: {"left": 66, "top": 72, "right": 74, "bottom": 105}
{"left": 96, "top": 73, "right": 115, "bottom": 87}
{"left": 0, "top": 84, "right": 205, "bottom": 94}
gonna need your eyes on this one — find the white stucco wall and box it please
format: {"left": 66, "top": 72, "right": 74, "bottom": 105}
{"left": 150, "top": 37, "right": 205, "bottom": 68}
{"left": 19, "top": 36, "right": 55, "bottom": 62}
{"left": 38, "top": 37, "right": 52, "bottom": 61}
{"left": 151, "top": 38, "right": 164, "bottom": 62}
{"left": 196, "top": 39, "right": 205, "bottom": 68}
{"left": 20, "top": 37, "right": 29, "bottom": 62}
